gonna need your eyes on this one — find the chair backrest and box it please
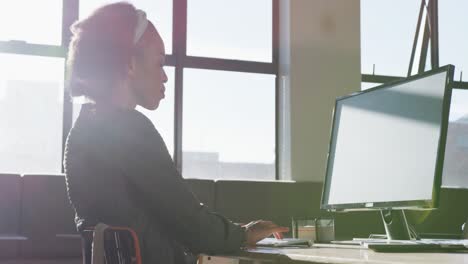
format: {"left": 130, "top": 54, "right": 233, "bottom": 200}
{"left": 82, "top": 225, "right": 142, "bottom": 264}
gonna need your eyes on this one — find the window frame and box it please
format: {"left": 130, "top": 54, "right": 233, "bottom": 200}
{"left": 361, "top": 0, "right": 468, "bottom": 89}
{"left": 0, "top": 0, "right": 280, "bottom": 180}
{"left": 173, "top": 0, "right": 279, "bottom": 180}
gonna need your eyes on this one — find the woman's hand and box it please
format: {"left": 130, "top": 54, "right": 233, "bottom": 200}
{"left": 242, "top": 220, "right": 289, "bottom": 247}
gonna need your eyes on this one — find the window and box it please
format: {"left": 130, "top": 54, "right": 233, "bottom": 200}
{"left": 0, "top": 1, "right": 63, "bottom": 45}
{"left": 0, "top": 54, "right": 64, "bottom": 174}
{"left": 79, "top": 0, "right": 173, "bottom": 54}
{"left": 137, "top": 66, "right": 175, "bottom": 157}
{"left": 439, "top": 0, "right": 468, "bottom": 80}
{"left": 187, "top": 0, "right": 272, "bottom": 62}
{"left": 443, "top": 89, "right": 468, "bottom": 188}
{"left": 361, "top": 2, "right": 468, "bottom": 189}
{"left": 0, "top": 1, "right": 277, "bottom": 179}
{"left": 436, "top": 1, "right": 468, "bottom": 188}
{"left": 72, "top": 67, "right": 175, "bottom": 158}
{"left": 182, "top": 69, "right": 276, "bottom": 179}
{"left": 361, "top": 0, "right": 420, "bottom": 76}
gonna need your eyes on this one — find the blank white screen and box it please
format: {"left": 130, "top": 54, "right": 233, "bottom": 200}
{"left": 326, "top": 72, "right": 448, "bottom": 206}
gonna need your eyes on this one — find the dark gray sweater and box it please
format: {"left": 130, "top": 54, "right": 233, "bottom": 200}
{"left": 64, "top": 104, "right": 244, "bottom": 263}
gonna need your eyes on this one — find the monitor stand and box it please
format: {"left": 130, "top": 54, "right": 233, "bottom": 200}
{"left": 380, "top": 209, "right": 412, "bottom": 240}
{"left": 329, "top": 210, "right": 417, "bottom": 247}
{"left": 333, "top": 209, "right": 414, "bottom": 245}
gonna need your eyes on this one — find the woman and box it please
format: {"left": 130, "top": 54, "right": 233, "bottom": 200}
{"left": 63, "top": 2, "right": 288, "bottom": 263}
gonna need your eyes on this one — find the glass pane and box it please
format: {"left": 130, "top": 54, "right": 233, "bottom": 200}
{"left": 443, "top": 89, "right": 468, "bottom": 188}
{"left": 0, "top": 0, "right": 62, "bottom": 44}
{"left": 0, "top": 54, "right": 64, "bottom": 174}
{"left": 79, "top": 0, "right": 172, "bottom": 54}
{"left": 361, "top": 0, "right": 420, "bottom": 76}
{"left": 137, "top": 66, "right": 175, "bottom": 157}
{"left": 183, "top": 69, "right": 275, "bottom": 180}
{"left": 72, "top": 67, "right": 175, "bottom": 158}
{"left": 187, "top": 0, "right": 272, "bottom": 62}
{"left": 439, "top": 0, "right": 468, "bottom": 79}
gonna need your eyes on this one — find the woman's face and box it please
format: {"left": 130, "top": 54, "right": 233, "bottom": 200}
{"left": 130, "top": 25, "right": 168, "bottom": 110}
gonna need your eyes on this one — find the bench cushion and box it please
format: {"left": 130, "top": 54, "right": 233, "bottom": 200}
{"left": 214, "top": 180, "right": 323, "bottom": 230}
{"left": 19, "top": 174, "right": 81, "bottom": 258}
{"left": 0, "top": 174, "right": 22, "bottom": 258}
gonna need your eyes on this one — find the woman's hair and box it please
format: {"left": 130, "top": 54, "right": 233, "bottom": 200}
{"left": 66, "top": 2, "right": 139, "bottom": 102}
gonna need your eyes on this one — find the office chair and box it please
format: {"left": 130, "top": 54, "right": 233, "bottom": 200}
{"left": 81, "top": 224, "right": 142, "bottom": 264}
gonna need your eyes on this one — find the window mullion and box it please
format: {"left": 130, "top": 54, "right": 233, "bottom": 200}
{"left": 273, "top": 0, "right": 279, "bottom": 180}
{"left": 173, "top": 0, "right": 188, "bottom": 173}
{"left": 182, "top": 56, "right": 275, "bottom": 74}
{"left": 0, "top": 42, "right": 65, "bottom": 57}
{"left": 61, "top": 0, "right": 78, "bottom": 173}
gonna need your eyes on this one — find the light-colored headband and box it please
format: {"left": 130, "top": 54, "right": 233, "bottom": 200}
{"left": 133, "top": 9, "right": 148, "bottom": 44}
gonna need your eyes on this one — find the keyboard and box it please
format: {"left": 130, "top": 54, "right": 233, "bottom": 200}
{"left": 256, "top": 238, "right": 312, "bottom": 248}
{"left": 331, "top": 239, "right": 468, "bottom": 252}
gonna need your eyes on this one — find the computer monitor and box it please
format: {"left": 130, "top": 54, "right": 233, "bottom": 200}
{"left": 321, "top": 65, "right": 454, "bottom": 240}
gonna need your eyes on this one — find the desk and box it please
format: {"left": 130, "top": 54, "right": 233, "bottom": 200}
{"left": 204, "top": 246, "right": 468, "bottom": 264}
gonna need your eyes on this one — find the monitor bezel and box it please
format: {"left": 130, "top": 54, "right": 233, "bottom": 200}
{"left": 321, "top": 65, "right": 455, "bottom": 212}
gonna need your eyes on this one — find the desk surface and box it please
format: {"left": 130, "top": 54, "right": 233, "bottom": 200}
{"left": 221, "top": 246, "right": 468, "bottom": 264}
